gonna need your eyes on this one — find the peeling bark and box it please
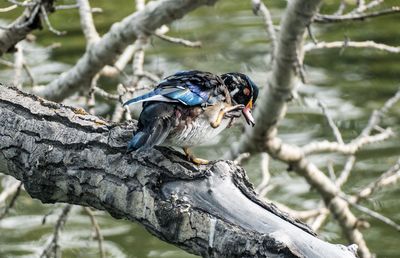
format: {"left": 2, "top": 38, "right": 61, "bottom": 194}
{"left": 0, "top": 86, "right": 358, "bottom": 258}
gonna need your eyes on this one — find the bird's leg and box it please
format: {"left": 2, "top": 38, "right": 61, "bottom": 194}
{"left": 183, "top": 147, "right": 209, "bottom": 165}
{"left": 210, "top": 104, "right": 244, "bottom": 128}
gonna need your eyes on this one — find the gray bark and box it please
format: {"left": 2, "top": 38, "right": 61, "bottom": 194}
{"left": 226, "top": 0, "right": 322, "bottom": 157}
{"left": 0, "top": 0, "right": 55, "bottom": 56}
{"left": 0, "top": 86, "right": 357, "bottom": 258}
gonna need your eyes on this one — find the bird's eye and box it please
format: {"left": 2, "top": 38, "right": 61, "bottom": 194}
{"left": 243, "top": 88, "right": 250, "bottom": 96}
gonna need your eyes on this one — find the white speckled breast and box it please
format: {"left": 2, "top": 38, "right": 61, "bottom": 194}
{"left": 163, "top": 103, "right": 231, "bottom": 148}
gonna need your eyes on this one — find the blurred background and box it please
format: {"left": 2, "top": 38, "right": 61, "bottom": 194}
{"left": 0, "top": 0, "right": 399, "bottom": 257}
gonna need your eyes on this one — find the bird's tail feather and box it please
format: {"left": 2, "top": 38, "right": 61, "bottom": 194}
{"left": 127, "top": 103, "right": 175, "bottom": 152}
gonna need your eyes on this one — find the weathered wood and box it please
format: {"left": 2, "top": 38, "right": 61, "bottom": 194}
{"left": 0, "top": 86, "right": 357, "bottom": 258}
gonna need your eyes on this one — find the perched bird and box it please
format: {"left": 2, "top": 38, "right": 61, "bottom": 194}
{"left": 123, "top": 70, "right": 259, "bottom": 164}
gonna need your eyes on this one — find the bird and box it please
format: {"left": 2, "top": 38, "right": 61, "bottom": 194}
{"left": 123, "top": 70, "right": 259, "bottom": 164}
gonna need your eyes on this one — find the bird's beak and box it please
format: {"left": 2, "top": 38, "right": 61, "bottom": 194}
{"left": 242, "top": 99, "right": 255, "bottom": 127}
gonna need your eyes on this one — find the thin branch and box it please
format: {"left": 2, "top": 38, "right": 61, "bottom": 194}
{"left": 22, "top": 61, "right": 36, "bottom": 86}
{"left": 255, "top": 152, "right": 273, "bottom": 197}
{"left": 32, "top": 0, "right": 215, "bottom": 101}
{"left": 0, "top": 4, "right": 18, "bottom": 12}
{"left": 40, "top": 5, "right": 66, "bottom": 35}
{"left": 361, "top": 88, "right": 400, "bottom": 137}
{"left": 0, "top": 58, "right": 15, "bottom": 67}
{"left": 233, "top": 152, "right": 250, "bottom": 165}
{"left": 13, "top": 43, "right": 24, "bottom": 89}
{"left": 318, "top": 100, "right": 344, "bottom": 144}
{"left": 336, "top": 156, "right": 356, "bottom": 187}
{"left": 251, "top": 0, "right": 277, "bottom": 61}
{"left": 0, "top": 180, "right": 21, "bottom": 204}
{"left": 341, "top": 194, "right": 400, "bottom": 232}
{"left": 0, "top": 182, "right": 22, "bottom": 220}
{"left": 84, "top": 207, "right": 105, "bottom": 258}
{"left": 315, "top": 6, "right": 400, "bottom": 23}
{"left": 55, "top": 4, "right": 79, "bottom": 10}
{"left": 8, "top": 0, "right": 36, "bottom": 7}
{"left": 40, "top": 205, "right": 72, "bottom": 258}
{"left": 94, "top": 87, "right": 119, "bottom": 101}
{"left": 305, "top": 40, "right": 400, "bottom": 53}
{"left": 302, "top": 128, "right": 393, "bottom": 155}
{"left": 14, "top": 4, "right": 41, "bottom": 29}
{"left": 155, "top": 33, "right": 202, "bottom": 48}
{"left": 356, "top": 158, "right": 400, "bottom": 201}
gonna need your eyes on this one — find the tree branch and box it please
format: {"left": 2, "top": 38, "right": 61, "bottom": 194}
{"left": 0, "top": 85, "right": 357, "bottom": 258}
{"left": 32, "top": 0, "right": 217, "bottom": 102}
{"left": 226, "top": 0, "right": 322, "bottom": 158}
{"left": 0, "top": 0, "right": 55, "bottom": 56}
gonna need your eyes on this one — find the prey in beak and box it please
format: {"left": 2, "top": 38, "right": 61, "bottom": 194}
{"left": 242, "top": 98, "right": 255, "bottom": 127}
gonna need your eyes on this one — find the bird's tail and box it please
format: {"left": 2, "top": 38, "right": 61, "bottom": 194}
{"left": 127, "top": 103, "right": 175, "bottom": 152}
{"left": 127, "top": 132, "right": 151, "bottom": 152}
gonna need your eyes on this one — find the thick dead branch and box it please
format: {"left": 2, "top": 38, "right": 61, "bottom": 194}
{"left": 226, "top": 0, "right": 322, "bottom": 158}
{"left": 0, "top": 0, "right": 55, "bottom": 56}
{"left": 0, "top": 86, "right": 357, "bottom": 258}
{"left": 77, "top": 0, "right": 100, "bottom": 45}
{"left": 32, "top": 0, "right": 218, "bottom": 102}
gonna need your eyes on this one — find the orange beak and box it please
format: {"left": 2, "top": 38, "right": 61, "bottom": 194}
{"left": 242, "top": 98, "right": 255, "bottom": 127}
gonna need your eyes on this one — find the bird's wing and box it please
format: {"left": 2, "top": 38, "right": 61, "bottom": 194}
{"left": 123, "top": 70, "right": 223, "bottom": 107}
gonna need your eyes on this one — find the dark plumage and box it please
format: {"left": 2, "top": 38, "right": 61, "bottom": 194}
{"left": 124, "top": 70, "right": 259, "bottom": 163}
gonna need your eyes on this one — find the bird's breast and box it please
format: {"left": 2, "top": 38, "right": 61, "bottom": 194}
{"left": 164, "top": 103, "right": 230, "bottom": 147}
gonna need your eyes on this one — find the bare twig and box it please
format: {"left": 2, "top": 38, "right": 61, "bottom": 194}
{"left": 14, "top": 4, "right": 41, "bottom": 29}
{"left": 0, "top": 4, "right": 18, "bottom": 12}
{"left": 40, "top": 204, "right": 72, "bottom": 258}
{"left": 0, "top": 58, "right": 15, "bottom": 67}
{"left": 22, "top": 61, "right": 36, "bottom": 86}
{"left": 0, "top": 180, "right": 21, "bottom": 204}
{"left": 84, "top": 207, "right": 105, "bottom": 258}
{"left": 87, "top": 73, "right": 100, "bottom": 115}
{"left": 305, "top": 40, "right": 400, "bottom": 53}
{"left": 302, "top": 128, "right": 393, "bottom": 155}
{"left": 40, "top": 5, "right": 66, "bottom": 35}
{"left": 8, "top": 0, "right": 36, "bottom": 7}
{"left": 94, "top": 87, "right": 119, "bottom": 101}
{"left": 355, "top": 158, "right": 400, "bottom": 201}
{"left": 317, "top": 100, "right": 344, "bottom": 144}
{"left": 341, "top": 194, "right": 400, "bottom": 232}
{"left": 13, "top": 43, "right": 24, "bottom": 88}
{"left": 315, "top": 6, "right": 400, "bottom": 23}
{"left": 361, "top": 88, "right": 400, "bottom": 136}
{"left": 55, "top": 4, "right": 79, "bottom": 10}
{"left": 155, "top": 33, "right": 202, "bottom": 48}
{"left": 0, "top": 182, "right": 22, "bottom": 220}
{"left": 233, "top": 152, "right": 250, "bottom": 165}
{"left": 251, "top": 0, "right": 277, "bottom": 61}
{"left": 255, "top": 152, "right": 273, "bottom": 197}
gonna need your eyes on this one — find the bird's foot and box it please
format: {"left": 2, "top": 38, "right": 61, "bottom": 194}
{"left": 211, "top": 104, "right": 244, "bottom": 128}
{"left": 183, "top": 147, "right": 209, "bottom": 165}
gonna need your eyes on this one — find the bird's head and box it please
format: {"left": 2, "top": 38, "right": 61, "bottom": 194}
{"left": 221, "top": 72, "right": 259, "bottom": 126}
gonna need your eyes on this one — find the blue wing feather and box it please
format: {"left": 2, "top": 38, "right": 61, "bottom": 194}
{"left": 124, "top": 70, "right": 219, "bottom": 107}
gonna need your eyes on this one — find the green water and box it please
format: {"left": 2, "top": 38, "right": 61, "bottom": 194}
{"left": 0, "top": 0, "right": 399, "bottom": 257}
